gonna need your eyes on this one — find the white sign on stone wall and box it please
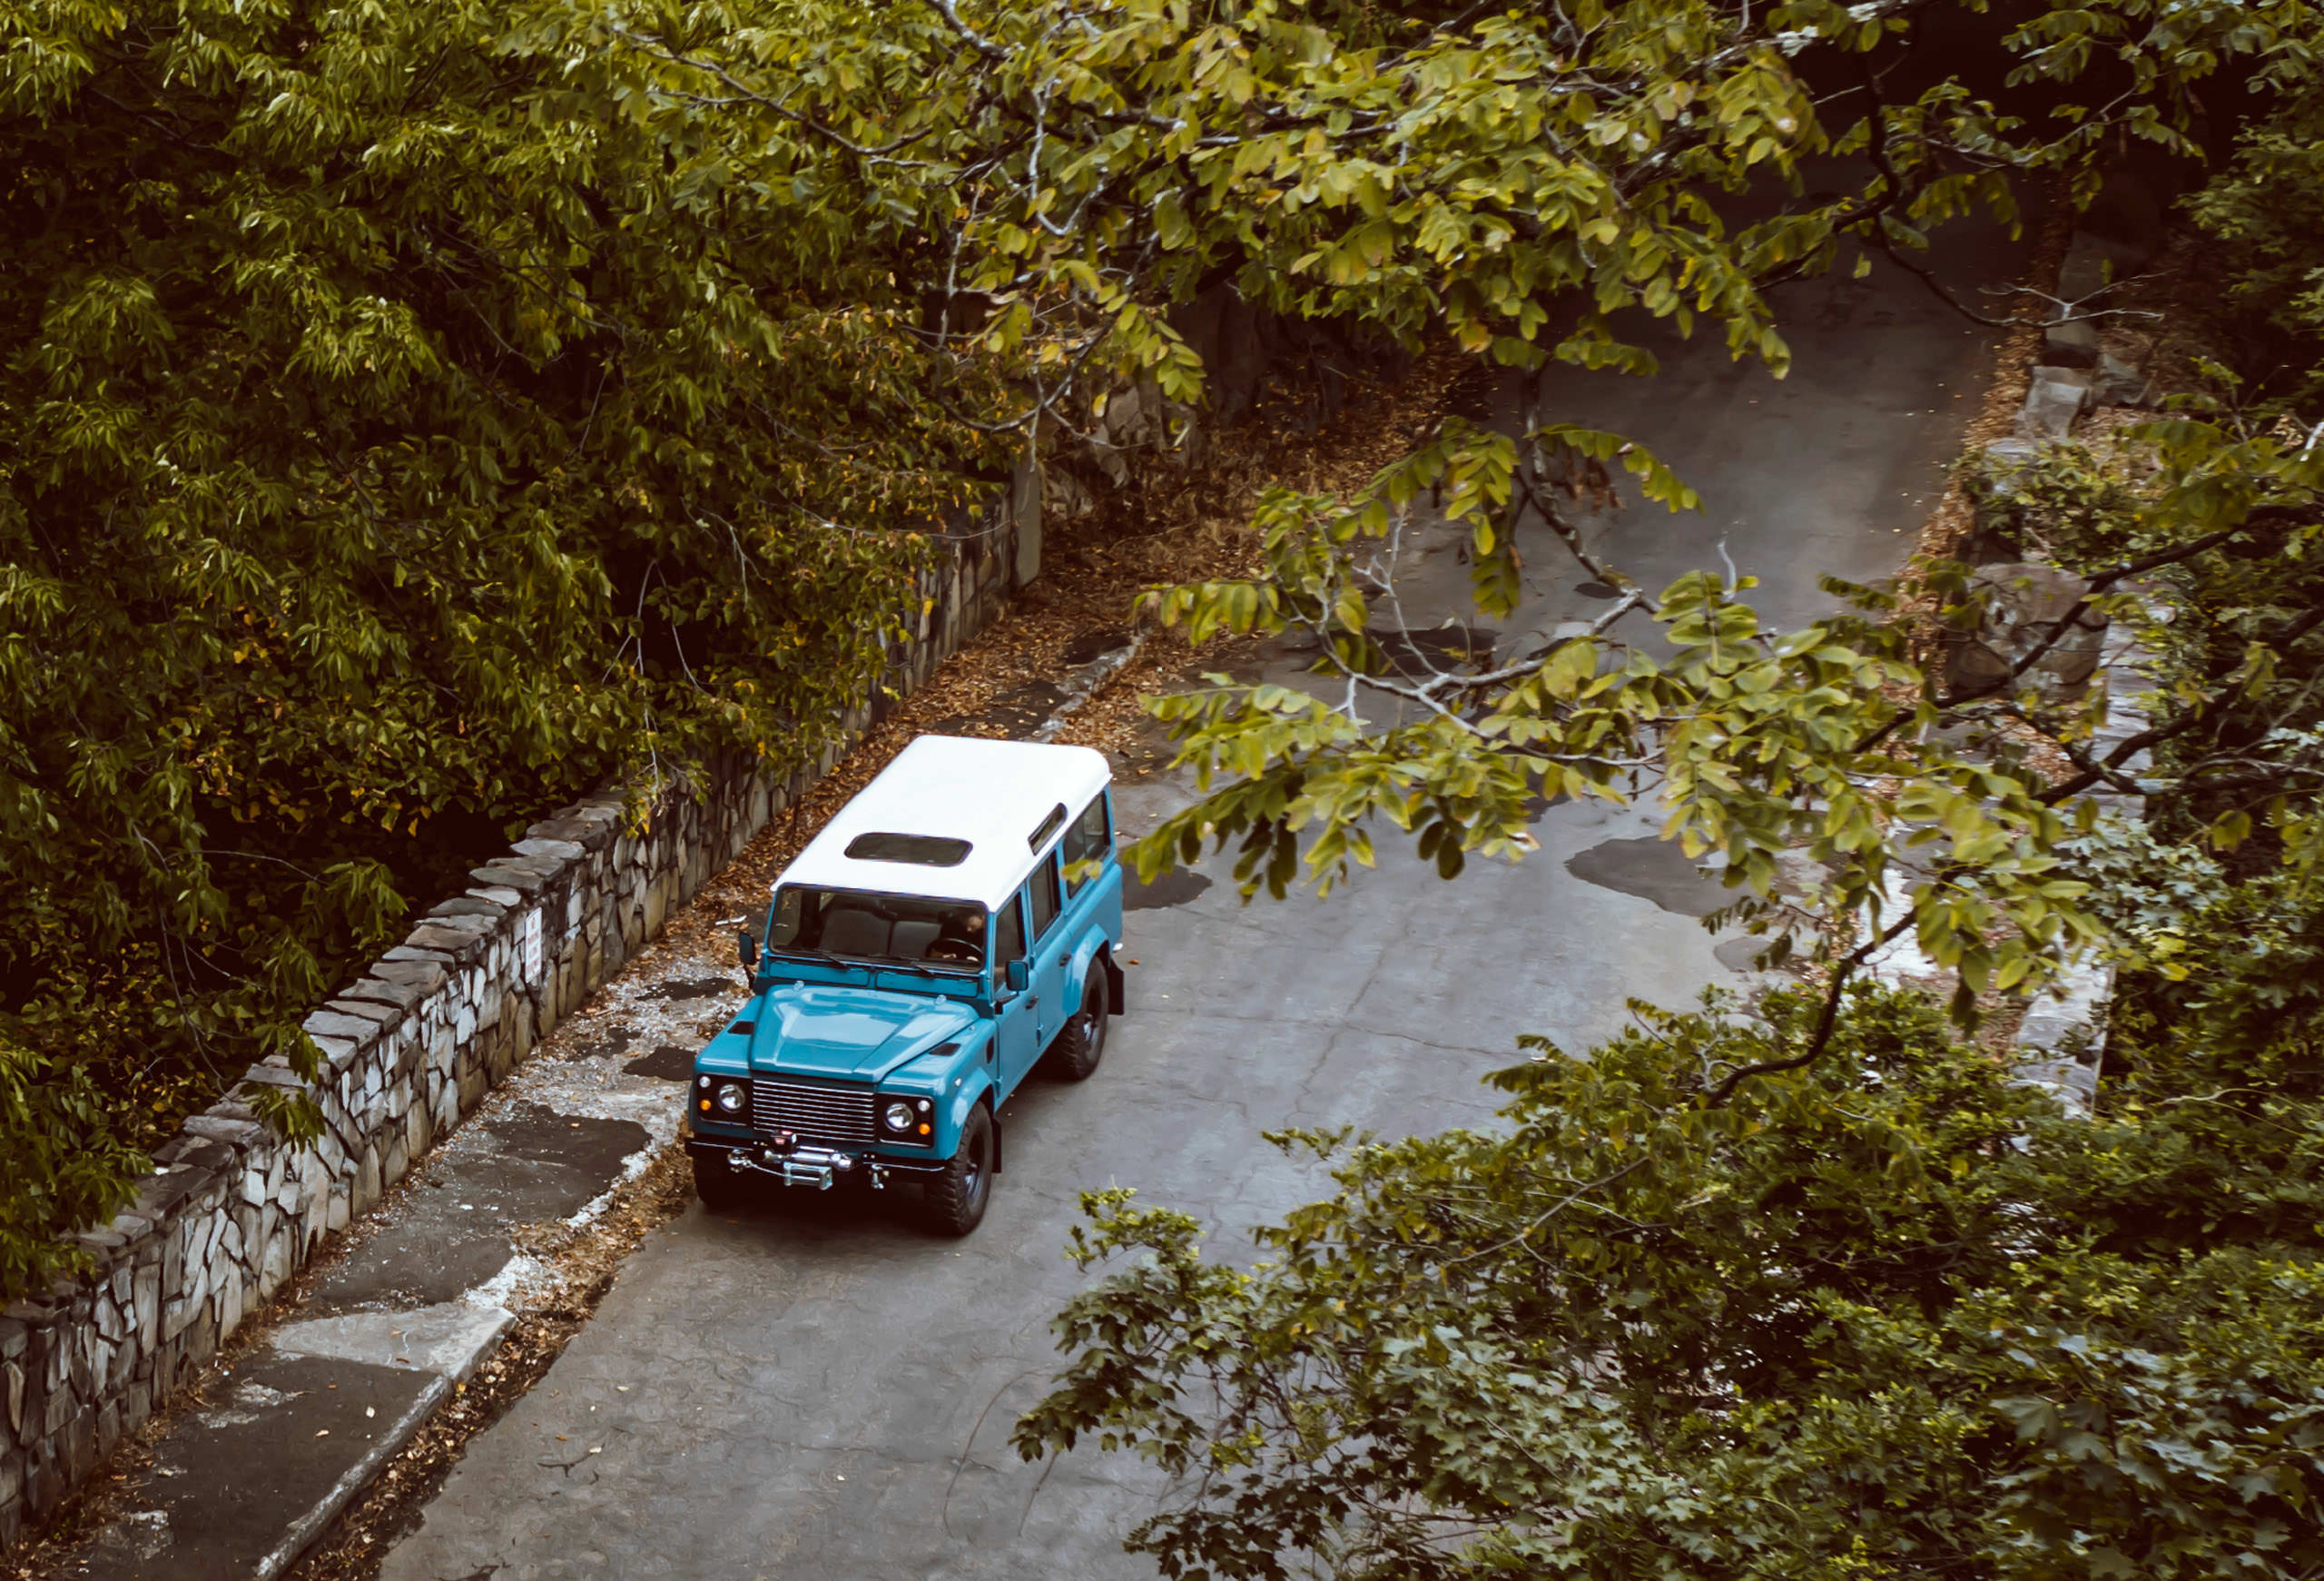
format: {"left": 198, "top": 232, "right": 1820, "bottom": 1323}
{"left": 519, "top": 910, "right": 544, "bottom": 986}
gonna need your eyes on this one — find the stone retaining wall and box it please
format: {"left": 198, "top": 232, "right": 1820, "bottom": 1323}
{"left": 0, "top": 498, "right": 1029, "bottom": 1547}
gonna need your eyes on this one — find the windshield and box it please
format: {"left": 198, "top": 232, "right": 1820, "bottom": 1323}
{"left": 767, "top": 886, "right": 987, "bottom": 975}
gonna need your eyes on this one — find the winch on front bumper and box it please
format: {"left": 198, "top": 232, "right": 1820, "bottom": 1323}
{"left": 684, "top": 1133, "right": 947, "bottom": 1191}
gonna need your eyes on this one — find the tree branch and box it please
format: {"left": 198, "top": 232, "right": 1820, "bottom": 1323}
{"left": 1702, "top": 908, "right": 1915, "bottom": 1107}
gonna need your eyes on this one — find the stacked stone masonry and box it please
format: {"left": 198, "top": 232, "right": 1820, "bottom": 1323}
{"left": 0, "top": 500, "right": 1026, "bottom": 1548}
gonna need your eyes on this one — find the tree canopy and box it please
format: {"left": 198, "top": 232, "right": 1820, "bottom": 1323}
{"left": 9, "top": 34, "right": 2324, "bottom": 1581}
{"left": 0, "top": 0, "right": 1013, "bottom": 1290}
{"left": 1018, "top": 978, "right": 2324, "bottom": 1579}
{"left": 597, "top": 0, "right": 2324, "bottom": 1574}
{"left": 591, "top": 0, "right": 2318, "bottom": 1042}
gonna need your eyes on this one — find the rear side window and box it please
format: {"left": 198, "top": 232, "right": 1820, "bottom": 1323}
{"left": 1029, "top": 855, "right": 1061, "bottom": 938}
{"left": 1061, "top": 795, "right": 1110, "bottom": 894}
{"left": 993, "top": 894, "right": 1027, "bottom": 966}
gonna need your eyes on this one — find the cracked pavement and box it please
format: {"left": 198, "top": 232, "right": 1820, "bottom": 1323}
{"left": 375, "top": 211, "right": 2024, "bottom": 1580}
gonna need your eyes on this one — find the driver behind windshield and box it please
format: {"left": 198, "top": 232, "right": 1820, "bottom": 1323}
{"left": 924, "top": 914, "right": 984, "bottom": 966}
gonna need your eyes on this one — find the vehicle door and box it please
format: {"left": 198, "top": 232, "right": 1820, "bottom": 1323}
{"left": 990, "top": 891, "right": 1039, "bottom": 1096}
{"left": 1017, "top": 847, "right": 1069, "bottom": 1089}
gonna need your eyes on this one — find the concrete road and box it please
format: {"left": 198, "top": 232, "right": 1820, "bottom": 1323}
{"left": 378, "top": 217, "right": 2025, "bottom": 1581}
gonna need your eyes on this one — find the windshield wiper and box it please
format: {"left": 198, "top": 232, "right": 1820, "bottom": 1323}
{"left": 855, "top": 953, "right": 975, "bottom": 973}
{"left": 766, "top": 945, "right": 852, "bottom": 971}
{"left": 770, "top": 948, "right": 975, "bottom": 977}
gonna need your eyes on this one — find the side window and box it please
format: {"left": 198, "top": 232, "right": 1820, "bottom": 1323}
{"left": 1061, "top": 795, "right": 1110, "bottom": 894}
{"left": 993, "top": 894, "right": 1027, "bottom": 967}
{"left": 769, "top": 886, "right": 805, "bottom": 945}
{"left": 1029, "top": 854, "right": 1061, "bottom": 938}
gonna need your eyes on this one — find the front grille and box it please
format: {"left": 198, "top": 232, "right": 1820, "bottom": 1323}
{"left": 749, "top": 1079, "right": 878, "bottom": 1145}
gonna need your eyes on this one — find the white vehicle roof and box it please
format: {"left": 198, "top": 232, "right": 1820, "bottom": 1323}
{"left": 777, "top": 734, "right": 1112, "bottom": 911}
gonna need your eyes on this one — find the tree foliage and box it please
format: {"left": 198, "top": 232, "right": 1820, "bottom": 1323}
{"left": 596, "top": 0, "right": 2314, "bottom": 413}
{"left": 580, "top": 0, "right": 2315, "bottom": 1008}
{"left": 2187, "top": 69, "right": 2324, "bottom": 407}
{"left": 568, "top": 0, "right": 2323, "bottom": 1075}
{"left": 1017, "top": 978, "right": 2324, "bottom": 1580}
{"left": 710, "top": 1, "right": 2324, "bottom": 1574}
{"left": 0, "top": 1033, "right": 148, "bottom": 1299}
{"left": 0, "top": 0, "right": 1015, "bottom": 1290}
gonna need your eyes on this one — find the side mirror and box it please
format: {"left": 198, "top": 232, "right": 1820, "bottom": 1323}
{"left": 1003, "top": 958, "right": 1029, "bottom": 994}
{"left": 737, "top": 929, "right": 760, "bottom": 970}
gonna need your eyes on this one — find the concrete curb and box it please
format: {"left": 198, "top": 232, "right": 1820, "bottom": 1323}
{"left": 59, "top": 1299, "right": 517, "bottom": 1580}
{"left": 271, "top": 1301, "right": 516, "bottom": 1385}
{"left": 1029, "top": 632, "right": 1147, "bottom": 743}
{"left": 247, "top": 1301, "right": 515, "bottom": 1578}
{"left": 248, "top": 1374, "right": 449, "bottom": 1581}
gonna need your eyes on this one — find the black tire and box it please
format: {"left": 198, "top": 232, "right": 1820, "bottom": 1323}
{"left": 1043, "top": 965, "right": 1108, "bottom": 1082}
{"left": 922, "top": 1104, "right": 994, "bottom": 1236}
{"left": 694, "top": 1152, "right": 753, "bottom": 1214}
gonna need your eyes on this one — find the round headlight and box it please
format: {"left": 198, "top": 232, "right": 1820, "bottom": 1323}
{"left": 883, "top": 1101, "right": 915, "bottom": 1132}
{"left": 714, "top": 1082, "right": 745, "bottom": 1114}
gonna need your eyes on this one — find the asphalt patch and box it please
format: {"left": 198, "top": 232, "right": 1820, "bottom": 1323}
{"left": 1060, "top": 628, "right": 1132, "bottom": 666}
{"left": 623, "top": 1043, "right": 698, "bottom": 1081}
{"left": 574, "top": 1023, "right": 639, "bottom": 1060}
{"left": 926, "top": 679, "right": 1068, "bottom": 740}
{"left": 64, "top": 1352, "right": 439, "bottom": 1581}
{"left": 304, "top": 1105, "right": 650, "bottom": 1313}
{"left": 1564, "top": 837, "right": 1727, "bottom": 917}
{"left": 1124, "top": 868, "right": 1214, "bottom": 910}
{"left": 645, "top": 976, "right": 740, "bottom": 1002}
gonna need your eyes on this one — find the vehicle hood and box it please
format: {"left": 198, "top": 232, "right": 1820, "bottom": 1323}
{"left": 746, "top": 983, "right": 978, "bottom": 1082}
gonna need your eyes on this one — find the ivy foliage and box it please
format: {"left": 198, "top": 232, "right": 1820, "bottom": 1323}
{"left": 0, "top": 0, "right": 1013, "bottom": 1292}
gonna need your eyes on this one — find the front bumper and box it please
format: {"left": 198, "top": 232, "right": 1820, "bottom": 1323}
{"left": 686, "top": 1137, "right": 948, "bottom": 1191}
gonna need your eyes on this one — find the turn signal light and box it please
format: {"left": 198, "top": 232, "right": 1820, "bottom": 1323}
{"left": 918, "top": 1122, "right": 931, "bottom": 1135}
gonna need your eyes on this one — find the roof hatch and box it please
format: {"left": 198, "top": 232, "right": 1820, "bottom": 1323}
{"left": 842, "top": 833, "right": 973, "bottom": 868}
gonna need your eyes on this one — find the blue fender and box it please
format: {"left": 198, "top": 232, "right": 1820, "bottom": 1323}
{"left": 942, "top": 1065, "right": 999, "bottom": 1168}
{"left": 1063, "top": 933, "right": 1113, "bottom": 1019}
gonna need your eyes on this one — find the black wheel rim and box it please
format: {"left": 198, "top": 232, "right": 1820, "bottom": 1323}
{"left": 964, "top": 1126, "right": 988, "bottom": 1206}
{"left": 1083, "top": 976, "right": 1108, "bottom": 1052}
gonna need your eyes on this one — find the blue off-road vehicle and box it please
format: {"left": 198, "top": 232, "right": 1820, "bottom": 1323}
{"left": 685, "top": 735, "right": 1126, "bottom": 1234}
